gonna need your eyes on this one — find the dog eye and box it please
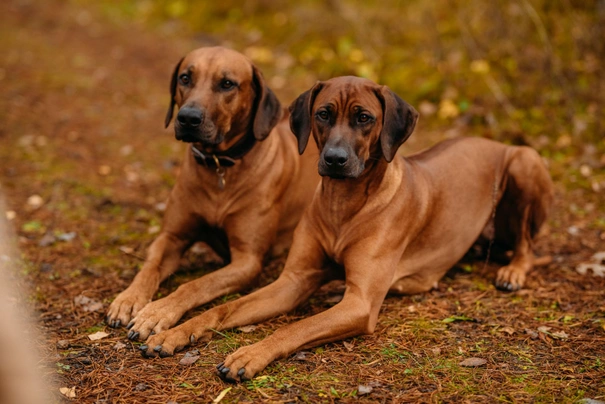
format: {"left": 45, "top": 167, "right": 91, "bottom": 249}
{"left": 179, "top": 74, "right": 191, "bottom": 86}
{"left": 220, "top": 80, "right": 235, "bottom": 90}
{"left": 316, "top": 110, "right": 329, "bottom": 121}
{"left": 358, "top": 113, "right": 372, "bottom": 123}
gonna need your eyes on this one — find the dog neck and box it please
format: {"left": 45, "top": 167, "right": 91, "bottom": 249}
{"left": 318, "top": 157, "right": 398, "bottom": 218}
{"left": 191, "top": 128, "right": 257, "bottom": 169}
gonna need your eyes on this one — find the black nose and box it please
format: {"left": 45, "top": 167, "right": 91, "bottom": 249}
{"left": 323, "top": 147, "right": 348, "bottom": 167}
{"left": 177, "top": 106, "right": 203, "bottom": 128}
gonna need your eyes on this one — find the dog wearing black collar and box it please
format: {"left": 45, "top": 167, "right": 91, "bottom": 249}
{"left": 106, "top": 47, "right": 320, "bottom": 342}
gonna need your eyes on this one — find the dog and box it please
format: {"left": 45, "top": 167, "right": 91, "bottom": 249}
{"left": 138, "top": 76, "right": 553, "bottom": 382}
{"left": 106, "top": 47, "right": 319, "bottom": 341}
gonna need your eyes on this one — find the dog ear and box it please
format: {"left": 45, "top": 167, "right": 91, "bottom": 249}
{"left": 289, "top": 82, "right": 324, "bottom": 155}
{"left": 377, "top": 86, "right": 419, "bottom": 162}
{"left": 164, "top": 57, "right": 184, "bottom": 129}
{"left": 251, "top": 66, "right": 282, "bottom": 141}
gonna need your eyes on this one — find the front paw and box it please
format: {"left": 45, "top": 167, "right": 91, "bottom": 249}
{"left": 106, "top": 289, "right": 150, "bottom": 328}
{"left": 126, "top": 299, "right": 182, "bottom": 341}
{"left": 217, "top": 343, "right": 273, "bottom": 383}
{"left": 140, "top": 327, "right": 203, "bottom": 358}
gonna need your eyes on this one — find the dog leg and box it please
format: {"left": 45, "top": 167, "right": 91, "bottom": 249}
{"left": 494, "top": 147, "right": 553, "bottom": 291}
{"left": 106, "top": 195, "right": 199, "bottom": 328}
{"left": 139, "top": 228, "right": 328, "bottom": 359}
{"left": 128, "top": 249, "right": 262, "bottom": 340}
{"left": 216, "top": 251, "right": 395, "bottom": 382}
{"left": 127, "top": 212, "right": 285, "bottom": 340}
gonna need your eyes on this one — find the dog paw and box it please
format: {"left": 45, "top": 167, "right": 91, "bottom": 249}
{"left": 140, "top": 328, "right": 198, "bottom": 358}
{"left": 106, "top": 290, "right": 150, "bottom": 328}
{"left": 127, "top": 299, "right": 182, "bottom": 341}
{"left": 495, "top": 265, "right": 526, "bottom": 292}
{"left": 216, "top": 344, "right": 273, "bottom": 383}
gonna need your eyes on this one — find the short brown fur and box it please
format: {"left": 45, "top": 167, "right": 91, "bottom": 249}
{"left": 139, "top": 76, "right": 553, "bottom": 382}
{"left": 106, "top": 47, "right": 320, "bottom": 339}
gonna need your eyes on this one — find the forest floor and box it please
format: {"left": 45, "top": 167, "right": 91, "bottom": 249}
{"left": 1, "top": 0, "right": 604, "bottom": 402}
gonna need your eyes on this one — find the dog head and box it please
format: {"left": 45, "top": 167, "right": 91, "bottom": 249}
{"left": 165, "top": 47, "right": 281, "bottom": 146}
{"left": 289, "top": 76, "right": 418, "bottom": 179}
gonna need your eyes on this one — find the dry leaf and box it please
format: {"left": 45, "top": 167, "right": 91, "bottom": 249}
{"left": 119, "top": 246, "right": 134, "bottom": 254}
{"left": 500, "top": 326, "right": 515, "bottom": 335}
{"left": 59, "top": 386, "right": 76, "bottom": 398}
{"left": 537, "top": 326, "right": 551, "bottom": 334}
{"left": 113, "top": 342, "right": 127, "bottom": 351}
{"left": 238, "top": 325, "right": 257, "bottom": 333}
{"left": 343, "top": 341, "right": 354, "bottom": 351}
{"left": 213, "top": 387, "right": 232, "bottom": 403}
{"left": 179, "top": 354, "right": 200, "bottom": 366}
{"left": 459, "top": 357, "right": 487, "bottom": 367}
{"left": 551, "top": 331, "right": 569, "bottom": 339}
{"left": 88, "top": 331, "right": 109, "bottom": 341}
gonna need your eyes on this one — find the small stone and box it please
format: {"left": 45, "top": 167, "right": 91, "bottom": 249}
{"left": 357, "top": 385, "right": 373, "bottom": 395}
{"left": 5, "top": 210, "right": 16, "bottom": 220}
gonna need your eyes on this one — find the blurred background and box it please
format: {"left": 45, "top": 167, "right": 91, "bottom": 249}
{"left": 1, "top": 0, "right": 604, "bottom": 402}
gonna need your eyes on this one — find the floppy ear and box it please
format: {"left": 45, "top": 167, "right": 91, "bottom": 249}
{"left": 288, "top": 82, "right": 324, "bottom": 155}
{"left": 377, "top": 86, "right": 419, "bottom": 162}
{"left": 251, "top": 66, "right": 282, "bottom": 141}
{"left": 164, "top": 57, "right": 184, "bottom": 128}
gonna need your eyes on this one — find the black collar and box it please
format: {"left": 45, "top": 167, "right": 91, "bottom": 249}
{"left": 190, "top": 131, "right": 257, "bottom": 168}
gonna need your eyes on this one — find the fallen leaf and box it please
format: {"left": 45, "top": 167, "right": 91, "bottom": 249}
{"left": 525, "top": 328, "right": 539, "bottom": 339}
{"left": 179, "top": 354, "right": 200, "bottom": 365}
{"left": 431, "top": 347, "right": 442, "bottom": 355}
{"left": 59, "top": 386, "right": 76, "bottom": 398}
{"left": 459, "top": 357, "right": 487, "bottom": 367}
{"left": 357, "top": 385, "right": 373, "bottom": 395}
{"left": 500, "top": 326, "right": 515, "bottom": 335}
{"left": 551, "top": 330, "right": 569, "bottom": 339}
{"left": 442, "top": 315, "right": 476, "bottom": 323}
{"left": 537, "top": 326, "right": 551, "bottom": 334}
{"left": 238, "top": 325, "right": 257, "bottom": 333}
{"left": 113, "top": 342, "right": 127, "bottom": 351}
{"left": 213, "top": 386, "right": 232, "bottom": 403}
{"left": 119, "top": 246, "right": 134, "bottom": 254}
{"left": 148, "top": 225, "right": 160, "bottom": 234}
{"left": 343, "top": 341, "right": 354, "bottom": 351}
{"left": 88, "top": 331, "right": 109, "bottom": 341}
{"left": 57, "top": 340, "right": 70, "bottom": 349}
{"left": 5, "top": 210, "right": 16, "bottom": 220}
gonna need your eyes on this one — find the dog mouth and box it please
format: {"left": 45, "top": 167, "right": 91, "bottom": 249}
{"left": 175, "top": 127, "right": 224, "bottom": 145}
{"left": 318, "top": 163, "right": 364, "bottom": 179}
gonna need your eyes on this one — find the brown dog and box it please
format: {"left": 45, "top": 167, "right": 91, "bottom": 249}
{"left": 139, "top": 76, "right": 553, "bottom": 382}
{"left": 106, "top": 47, "right": 319, "bottom": 340}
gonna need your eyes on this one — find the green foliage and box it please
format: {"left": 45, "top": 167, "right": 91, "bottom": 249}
{"left": 73, "top": 0, "right": 605, "bottom": 150}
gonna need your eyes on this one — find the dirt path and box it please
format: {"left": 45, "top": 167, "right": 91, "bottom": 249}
{"left": 1, "top": 0, "right": 604, "bottom": 402}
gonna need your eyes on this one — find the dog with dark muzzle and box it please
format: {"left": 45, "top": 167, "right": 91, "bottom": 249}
{"left": 106, "top": 47, "right": 319, "bottom": 341}
{"left": 138, "top": 76, "right": 553, "bottom": 382}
